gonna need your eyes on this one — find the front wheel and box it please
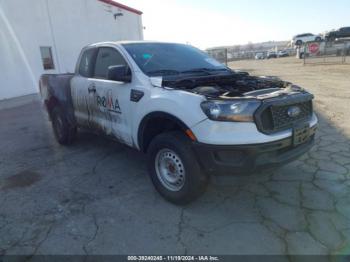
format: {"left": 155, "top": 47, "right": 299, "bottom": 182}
{"left": 147, "top": 131, "right": 208, "bottom": 205}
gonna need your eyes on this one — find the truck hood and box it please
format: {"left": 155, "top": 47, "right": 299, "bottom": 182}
{"left": 156, "top": 71, "right": 308, "bottom": 99}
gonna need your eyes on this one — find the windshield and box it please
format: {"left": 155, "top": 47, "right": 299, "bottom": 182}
{"left": 122, "top": 43, "right": 227, "bottom": 76}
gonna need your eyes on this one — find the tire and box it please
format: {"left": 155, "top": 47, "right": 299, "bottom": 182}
{"left": 51, "top": 106, "right": 77, "bottom": 145}
{"left": 296, "top": 40, "right": 302, "bottom": 46}
{"left": 147, "top": 131, "right": 208, "bottom": 205}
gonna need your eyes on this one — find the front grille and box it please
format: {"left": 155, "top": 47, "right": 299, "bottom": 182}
{"left": 271, "top": 101, "right": 312, "bottom": 129}
{"left": 257, "top": 100, "right": 313, "bottom": 133}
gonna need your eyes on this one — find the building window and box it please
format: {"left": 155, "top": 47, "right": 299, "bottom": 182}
{"left": 40, "top": 47, "right": 55, "bottom": 70}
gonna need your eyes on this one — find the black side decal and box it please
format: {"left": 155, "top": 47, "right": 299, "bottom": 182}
{"left": 130, "top": 89, "right": 144, "bottom": 102}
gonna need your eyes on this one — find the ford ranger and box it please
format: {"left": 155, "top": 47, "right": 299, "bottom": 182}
{"left": 40, "top": 41, "right": 318, "bottom": 204}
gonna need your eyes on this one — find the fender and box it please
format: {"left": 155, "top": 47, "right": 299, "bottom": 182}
{"left": 137, "top": 111, "right": 191, "bottom": 152}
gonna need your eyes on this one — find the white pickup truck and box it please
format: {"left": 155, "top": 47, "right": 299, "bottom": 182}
{"left": 40, "top": 41, "right": 318, "bottom": 204}
{"left": 291, "top": 33, "right": 322, "bottom": 46}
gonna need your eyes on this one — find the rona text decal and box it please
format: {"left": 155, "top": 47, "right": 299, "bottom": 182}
{"left": 97, "top": 90, "right": 121, "bottom": 114}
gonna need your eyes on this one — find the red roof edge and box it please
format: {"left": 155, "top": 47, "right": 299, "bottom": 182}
{"left": 98, "top": 0, "right": 143, "bottom": 15}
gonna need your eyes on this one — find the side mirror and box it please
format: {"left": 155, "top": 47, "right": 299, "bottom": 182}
{"left": 107, "top": 65, "right": 131, "bottom": 83}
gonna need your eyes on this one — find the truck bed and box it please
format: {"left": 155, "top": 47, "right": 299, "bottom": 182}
{"left": 39, "top": 73, "right": 76, "bottom": 126}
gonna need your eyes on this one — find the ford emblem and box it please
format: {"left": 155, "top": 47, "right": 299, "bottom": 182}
{"left": 287, "top": 106, "right": 301, "bottom": 117}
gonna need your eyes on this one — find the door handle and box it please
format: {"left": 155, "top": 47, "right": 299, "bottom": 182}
{"left": 88, "top": 84, "right": 96, "bottom": 93}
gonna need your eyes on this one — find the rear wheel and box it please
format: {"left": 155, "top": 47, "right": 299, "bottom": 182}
{"left": 147, "top": 131, "right": 208, "bottom": 205}
{"left": 51, "top": 106, "right": 77, "bottom": 145}
{"left": 296, "top": 40, "right": 302, "bottom": 46}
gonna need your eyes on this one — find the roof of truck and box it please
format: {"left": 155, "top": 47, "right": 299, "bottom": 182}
{"left": 87, "top": 41, "right": 187, "bottom": 47}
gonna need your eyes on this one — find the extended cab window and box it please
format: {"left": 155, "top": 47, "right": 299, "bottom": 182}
{"left": 79, "top": 48, "right": 96, "bottom": 77}
{"left": 94, "top": 47, "right": 127, "bottom": 79}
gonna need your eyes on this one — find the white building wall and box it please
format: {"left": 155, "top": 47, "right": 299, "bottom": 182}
{"left": 0, "top": 0, "right": 143, "bottom": 100}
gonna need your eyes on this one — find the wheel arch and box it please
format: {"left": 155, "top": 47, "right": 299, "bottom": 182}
{"left": 137, "top": 111, "right": 192, "bottom": 152}
{"left": 45, "top": 96, "right": 61, "bottom": 118}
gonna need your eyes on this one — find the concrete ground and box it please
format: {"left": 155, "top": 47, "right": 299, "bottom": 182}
{"left": 0, "top": 58, "right": 350, "bottom": 256}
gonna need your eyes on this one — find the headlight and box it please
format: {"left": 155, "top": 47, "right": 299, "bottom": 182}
{"left": 200, "top": 100, "right": 261, "bottom": 122}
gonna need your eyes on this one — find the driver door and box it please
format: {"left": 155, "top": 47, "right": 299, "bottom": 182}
{"left": 89, "top": 47, "right": 133, "bottom": 146}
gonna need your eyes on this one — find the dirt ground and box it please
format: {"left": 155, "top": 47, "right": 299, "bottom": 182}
{"left": 229, "top": 57, "right": 350, "bottom": 136}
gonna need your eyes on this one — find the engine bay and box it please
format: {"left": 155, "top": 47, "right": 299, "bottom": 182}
{"left": 161, "top": 71, "right": 301, "bottom": 99}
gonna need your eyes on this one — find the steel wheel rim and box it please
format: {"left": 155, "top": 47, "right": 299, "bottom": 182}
{"left": 155, "top": 148, "right": 185, "bottom": 192}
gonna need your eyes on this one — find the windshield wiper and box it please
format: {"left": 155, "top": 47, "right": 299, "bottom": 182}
{"left": 147, "top": 69, "right": 181, "bottom": 76}
{"left": 181, "top": 68, "right": 229, "bottom": 74}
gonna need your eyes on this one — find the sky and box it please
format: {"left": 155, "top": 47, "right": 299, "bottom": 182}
{"left": 122, "top": 0, "right": 350, "bottom": 49}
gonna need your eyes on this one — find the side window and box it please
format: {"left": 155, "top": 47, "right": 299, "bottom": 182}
{"left": 93, "top": 47, "right": 127, "bottom": 79}
{"left": 79, "top": 48, "right": 96, "bottom": 77}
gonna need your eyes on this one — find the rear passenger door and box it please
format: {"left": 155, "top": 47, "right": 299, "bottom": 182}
{"left": 90, "top": 46, "right": 133, "bottom": 146}
{"left": 305, "top": 34, "right": 314, "bottom": 42}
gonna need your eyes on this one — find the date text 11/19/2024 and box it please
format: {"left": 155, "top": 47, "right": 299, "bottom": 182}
{"left": 127, "top": 255, "right": 220, "bottom": 261}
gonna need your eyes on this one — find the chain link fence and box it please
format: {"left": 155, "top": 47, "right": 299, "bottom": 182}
{"left": 303, "top": 40, "right": 350, "bottom": 65}
{"left": 207, "top": 47, "right": 295, "bottom": 65}
{"left": 207, "top": 48, "right": 262, "bottom": 65}
{"left": 206, "top": 48, "right": 229, "bottom": 65}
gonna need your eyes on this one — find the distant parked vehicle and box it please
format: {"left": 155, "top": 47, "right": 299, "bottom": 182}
{"left": 325, "top": 27, "right": 350, "bottom": 41}
{"left": 267, "top": 51, "right": 277, "bottom": 59}
{"left": 255, "top": 52, "right": 265, "bottom": 60}
{"left": 292, "top": 33, "right": 322, "bottom": 46}
{"left": 277, "top": 50, "right": 289, "bottom": 57}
